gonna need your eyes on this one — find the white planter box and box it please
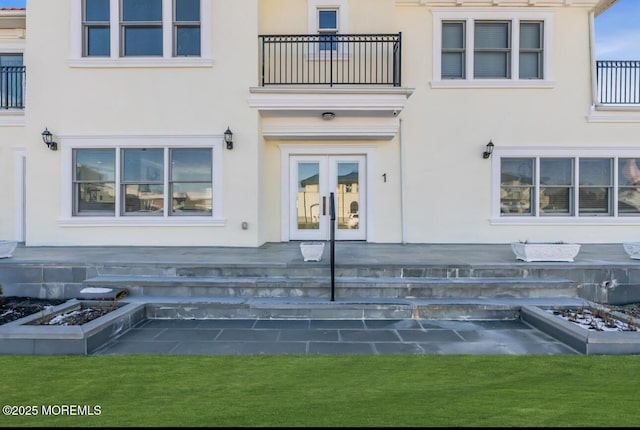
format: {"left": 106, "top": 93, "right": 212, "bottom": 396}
{"left": 623, "top": 242, "right": 640, "bottom": 259}
{"left": 300, "top": 242, "right": 325, "bottom": 262}
{"left": 511, "top": 242, "right": 581, "bottom": 262}
{"left": 0, "top": 240, "right": 17, "bottom": 259}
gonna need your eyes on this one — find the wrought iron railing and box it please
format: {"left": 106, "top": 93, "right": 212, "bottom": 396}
{"left": 0, "top": 65, "right": 25, "bottom": 109}
{"left": 596, "top": 60, "right": 640, "bottom": 105}
{"left": 259, "top": 33, "right": 401, "bottom": 87}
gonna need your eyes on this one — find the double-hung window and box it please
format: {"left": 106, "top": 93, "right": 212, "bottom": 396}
{"left": 83, "top": 0, "right": 110, "bottom": 56}
{"left": 75, "top": 0, "right": 209, "bottom": 64}
{"left": 434, "top": 9, "right": 552, "bottom": 87}
{"left": 174, "top": 0, "right": 201, "bottom": 56}
{"left": 318, "top": 8, "right": 338, "bottom": 51}
{"left": 121, "top": 0, "right": 163, "bottom": 56}
{"left": 474, "top": 21, "right": 511, "bottom": 79}
{"left": 496, "top": 151, "right": 640, "bottom": 221}
{"left": 441, "top": 22, "right": 465, "bottom": 79}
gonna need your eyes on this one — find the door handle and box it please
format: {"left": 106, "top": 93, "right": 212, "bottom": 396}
{"left": 322, "top": 196, "right": 326, "bottom": 216}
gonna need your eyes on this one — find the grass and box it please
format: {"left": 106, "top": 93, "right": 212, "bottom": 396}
{"left": 1, "top": 355, "right": 640, "bottom": 427}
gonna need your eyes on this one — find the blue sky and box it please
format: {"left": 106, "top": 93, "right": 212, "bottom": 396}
{"left": 0, "top": 0, "right": 637, "bottom": 59}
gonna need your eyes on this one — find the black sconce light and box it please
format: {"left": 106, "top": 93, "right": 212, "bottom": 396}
{"left": 224, "top": 127, "right": 233, "bottom": 150}
{"left": 41, "top": 127, "right": 58, "bottom": 151}
{"left": 483, "top": 140, "right": 494, "bottom": 159}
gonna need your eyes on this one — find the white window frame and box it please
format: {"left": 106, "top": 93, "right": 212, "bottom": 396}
{"left": 69, "top": 0, "right": 212, "bottom": 68}
{"left": 491, "top": 147, "right": 640, "bottom": 225}
{"left": 307, "top": 0, "right": 349, "bottom": 58}
{"left": 58, "top": 134, "right": 224, "bottom": 226}
{"left": 432, "top": 9, "right": 554, "bottom": 89}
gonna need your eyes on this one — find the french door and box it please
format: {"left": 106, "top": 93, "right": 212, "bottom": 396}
{"left": 289, "top": 155, "right": 366, "bottom": 241}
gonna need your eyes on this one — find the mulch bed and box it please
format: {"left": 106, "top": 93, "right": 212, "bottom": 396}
{"left": 0, "top": 296, "right": 116, "bottom": 326}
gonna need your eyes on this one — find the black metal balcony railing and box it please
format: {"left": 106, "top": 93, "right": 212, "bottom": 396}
{"left": 596, "top": 60, "right": 640, "bottom": 105}
{"left": 259, "top": 33, "right": 401, "bottom": 87}
{"left": 0, "top": 65, "right": 25, "bottom": 109}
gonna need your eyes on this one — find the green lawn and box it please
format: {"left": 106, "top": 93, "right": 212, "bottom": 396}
{"left": 1, "top": 355, "right": 639, "bottom": 427}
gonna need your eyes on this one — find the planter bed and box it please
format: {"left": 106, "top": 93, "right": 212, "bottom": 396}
{"left": 0, "top": 299, "right": 145, "bottom": 355}
{"left": 521, "top": 305, "right": 640, "bottom": 355}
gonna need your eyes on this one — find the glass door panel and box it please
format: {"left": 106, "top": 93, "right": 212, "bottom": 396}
{"left": 297, "top": 162, "right": 321, "bottom": 231}
{"left": 290, "top": 155, "right": 366, "bottom": 241}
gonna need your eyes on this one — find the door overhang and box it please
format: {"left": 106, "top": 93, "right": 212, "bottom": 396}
{"left": 248, "top": 87, "right": 414, "bottom": 140}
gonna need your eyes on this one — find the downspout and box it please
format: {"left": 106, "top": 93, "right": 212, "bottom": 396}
{"left": 589, "top": 10, "right": 598, "bottom": 108}
{"left": 399, "top": 117, "right": 407, "bottom": 244}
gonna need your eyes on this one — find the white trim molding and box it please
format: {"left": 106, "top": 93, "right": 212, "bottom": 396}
{"left": 587, "top": 105, "right": 640, "bottom": 123}
{"left": 0, "top": 111, "right": 25, "bottom": 127}
{"left": 396, "top": 0, "right": 608, "bottom": 9}
{"left": 262, "top": 119, "right": 400, "bottom": 140}
{"left": 248, "top": 87, "right": 414, "bottom": 112}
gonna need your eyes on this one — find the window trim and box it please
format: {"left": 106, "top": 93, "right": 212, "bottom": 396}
{"left": 491, "top": 147, "right": 640, "bottom": 225}
{"left": 432, "top": 8, "right": 554, "bottom": 89}
{"left": 69, "top": 0, "right": 212, "bottom": 68}
{"left": 306, "top": 0, "right": 349, "bottom": 59}
{"left": 59, "top": 134, "right": 225, "bottom": 226}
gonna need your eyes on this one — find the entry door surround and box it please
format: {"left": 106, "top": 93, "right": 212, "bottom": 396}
{"left": 280, "top": 144, "right": 375, "bottom": 242}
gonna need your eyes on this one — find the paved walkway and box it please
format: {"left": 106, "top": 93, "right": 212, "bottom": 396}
{"left": 2, "top": 242, "right": 636, "bottom": 267}
{"left": 3, "top": 242, "right": 638, "bottom": 356}
{"left": 92, "top": 317, "right": 579, "bottom": 356}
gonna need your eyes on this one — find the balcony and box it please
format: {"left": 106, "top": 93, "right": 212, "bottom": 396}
{"left": 596, "top": 60, "right": 640, "bottom": 105}
{"left": 258, "top": 33, "right": 402, "bottom": 87}
{"left": 0, "top": 65, "right": 25, "bottom": 109}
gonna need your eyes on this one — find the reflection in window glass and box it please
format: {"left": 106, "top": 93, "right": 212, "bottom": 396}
{"left": 540, "top": 158, "right": 573, "bottom": 215}
{"left": 122, "top": 149, "right": 164, "bottom": 215}
{"left": 618, "top": 158, "right": 640, "bottom": 214}
{"left": 73, "top": 146, "right": 215, "bottom": 218}
{"left": 73, "top": 149, "right": 116, "bottom": 215}
{"left": 500, "top": 158, "right": 534, "bottom": 215}
{"left": 579, "top": 158, "right": 612, "bottom": 215}
{"left": 297, "top": 163, "right": 320, "bottom": 230}
{"left": 170, "top": 148, "right": 212, "bottom": 214}
{"left": 337, "top": 162, "right": 359, "bottom": 230}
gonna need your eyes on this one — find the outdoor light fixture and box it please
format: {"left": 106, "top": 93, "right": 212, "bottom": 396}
{"left": 224, "top": 127, "right": 233, "bottom": 150}
{"left": 41, "top": 127, "right": 58, "bottom": 151}
{"left": 322, "top": 112, "right": 336, "bottom": 120}
{"left": 483, "top": 140, "right": 494, "bottom": 159}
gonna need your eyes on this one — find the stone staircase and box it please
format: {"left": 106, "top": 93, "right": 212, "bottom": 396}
{"left": 80, "top": 263, "right": 580, "bottom": 301}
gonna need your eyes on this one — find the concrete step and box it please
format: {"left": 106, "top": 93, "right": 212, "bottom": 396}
{"left": 83, "top": 275, "right": 579, "bottom": 300}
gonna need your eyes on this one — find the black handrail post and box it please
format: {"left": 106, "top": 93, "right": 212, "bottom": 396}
{"left": 329, "top": 192, "right": 336, "bottom": 301}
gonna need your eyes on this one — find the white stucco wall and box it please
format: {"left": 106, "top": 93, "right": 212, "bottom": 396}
{"left": 2, "top": 0, "right": 639, "bottom": 247}
{"left": 397, "top": 6, "right": 640, "bottom": 243}
{"left": 21, "top": 0, "right": 261, "bottom": 246}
